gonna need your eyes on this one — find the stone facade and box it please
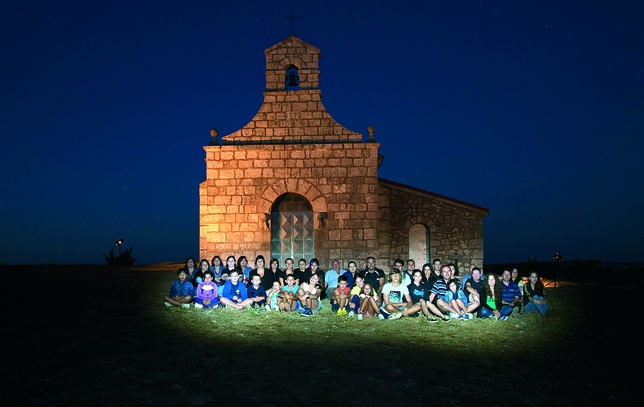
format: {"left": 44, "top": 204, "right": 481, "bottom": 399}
{"left": 200, "top": 35, "right": 488, "bottom": 272}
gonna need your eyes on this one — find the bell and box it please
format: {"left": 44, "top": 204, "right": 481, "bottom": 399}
{"left": 287, "top": 71, "right": 299, "bottom": 87}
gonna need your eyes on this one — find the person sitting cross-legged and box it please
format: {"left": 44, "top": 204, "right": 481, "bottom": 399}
{"left": 220, "top": 269, "right": 254, "bottom": 310}
{"left": 164, "top": 268, "right": 195, "bottom": 307}
{"left": 296, "top": 273, "right": 323, "bottom": 316}
{"left": 426, "top": 265, "right": 460, "bottom": 322}
{"left": 379, "top": 269, "right": 411, "bottom": 321}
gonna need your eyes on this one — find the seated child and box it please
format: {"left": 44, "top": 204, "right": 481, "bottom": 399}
{"left": 331, "top": 275, "right": 351, "bottom": 316}
{"left": 297, "top": 273, "right": 323, "bottom": 316}
{"left": 246, "top": 275, "right": 267, "bottom": 308}
{"left": 380, "top": 270, "right": 410, "bottom": 320}
{"left": 278, "top": 275, "right": 299, "bottom": 312}
{"left": 348, "top": 275, "right": 365, "bottom": 317}
{"left": 265, "top": 281, "right": 281, "bottom": 311}
{"left": 220, "top": 270, "right": 254, "bottom": 310}
{"left": 444, "top": 278, "right": 473, "bottom": 319}
{"left": 358, "top": 282, "right": 380, "bottom": 319}
{"left": 195, "top": 271, "right": 219, "bottom": 309}
{"left": 164, "top": 268, "right": 195, "bottom": 307}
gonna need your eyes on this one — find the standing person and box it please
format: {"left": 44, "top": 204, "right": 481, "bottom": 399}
{"left": 248, "top": 255, "right": 276, "bottom": 291}
{"left": 164, "top": 268, "right": 194, "bottom": 307}
{"left": 223, "top": 255, "right": 241, "bottom": 282}
{"left": 220, "top": 270, "right": 254, "bottom": 309}
{"left": 392, "top": 259, "right": 411, "bottom": 286}
{"left": 325, "top": 259, "right": 346, "bottom": 299}
{"left": 209, "top": 255, "right": 226, "bottom": 287}
{"left": 195, "top": 271, "right": 219, "bottom": 309}
{"left": 479, "top": 274, "right": 511, "bottom": 320}
{"left": 500, "top": 269, "right": 522, "bottom": 316}
{"left": 379, "top": 270, "right": 410, "bottom": 321}
{"left": 297, "top": 273, "right": 323, "bottom": 315}
{"left": 405, "top": 259, "right": 417, "bottom": 283}
{"left": 193, "top": 259, "right": 210, "bottom": 287}
{"left": 297, "top": 258, "right": 308, "bottom": 279}
{"left": 237, "top": 256, "right": 252, "bottom": 284}
{"left": 279, "top": 258, "right": 301, "bottom": 286}
{"left": 524, "top": 272, "right": 555, "bottom": 317}
{"left": 362, "top": 256, "right": 386, "bottom": 294}
{"left": 421, "top": 263, "right": 433, "bottom": 284}
{"left": 343, "top": 261, "right": 360, "bottom": 289}
{"left": 269, "top": 258, "right": 283, "bottom": 286}
{"left": 184, "top": 257, "right": 199, "bottom": 287}
{"left": 407, "top": 269, "right": 437, "bottom": 322}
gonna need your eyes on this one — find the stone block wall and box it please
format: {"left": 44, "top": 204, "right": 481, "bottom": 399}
{"left": 199, "top": 142, "right": 381, "bottom": 270}
{"left": 378, "top": 180, "right": 487, "bottom": 272}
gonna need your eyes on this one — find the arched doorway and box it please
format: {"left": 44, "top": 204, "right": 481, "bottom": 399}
{"left": 270, "top": 193, "right": 314, "bottom": 265}
{"left": 409, "top": 223, "right": 430, "bottom": 268}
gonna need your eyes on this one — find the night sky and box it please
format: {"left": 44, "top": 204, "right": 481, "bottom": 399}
{"left": 1, "top": 1, "right": 642, "bottom": 265}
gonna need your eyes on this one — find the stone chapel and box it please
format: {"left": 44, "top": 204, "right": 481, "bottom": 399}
{"left": 200, "top": 35, "right": 489, "bottom": 272}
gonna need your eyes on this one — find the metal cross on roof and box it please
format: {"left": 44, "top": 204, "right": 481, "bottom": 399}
{"left": 287, "top": 10, "right": 298, "bottom": 36}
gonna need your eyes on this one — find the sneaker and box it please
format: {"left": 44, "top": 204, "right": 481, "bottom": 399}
{"left": 544, "top": 308, "right": 555, "bottom": 317}
{"left": 348, "top": 311, "right": 355, "bottom": 318}
{"left": 389, "top": 312, "right": 403, "bottom": 321}
{"left": 458, "top": 314, "right": 467, "bottom": 320}
{"left": 427, "top": 316, "right": 438, "bottom": 323}
{"left": 378, "top": 313, "right": 385, "bottom": 320}
{"left": 442, "top": 316, "right": 451, "bottom": 323}
{"left": 194, "top": 303, "right": 203, "bottom": 309}
{"left": 449, "top": 312, "right": 459, "bottom": 319}
{"left": 466, "top": 313, "right": 474, "bottom": 320}
{"left": 300, "top": 310, "right": 312, "bottom": 317}
{"left": 500, "top": 315, "right": 508, "bottom": 321}
{"left": 265, "top": 305, "right": 271, "bottom": 311}
{"left": 298, "top": 307, "right": 307, "bottom": 315}
{"left": 181, "top": 303, "right": 190, "bottom": 308}
{"left": 164, "top": 301, "right": 172, "bottom": 307}
{"left": 357, "top": 313, "right": 363, "bottom": 321}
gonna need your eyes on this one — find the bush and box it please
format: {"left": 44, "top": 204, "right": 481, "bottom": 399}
{"left": 102, "top": 247, "right": 137, "bottom": 266}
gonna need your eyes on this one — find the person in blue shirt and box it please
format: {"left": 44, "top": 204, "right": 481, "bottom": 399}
{"left": 220, "top": 270, "right": 254, "bottom": 310}
{"left": 164, "top": 268, "right": 195, "bottom": 307}
{"left": 500, "top": 269, "right": 522, "bottom": 316}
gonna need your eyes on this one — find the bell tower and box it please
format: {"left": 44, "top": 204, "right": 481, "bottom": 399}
{"left": 219, "top": 36, "right": 361, "bottom": 145}
{"left": 264, "top": 35, "right": 321, "bottom": 92}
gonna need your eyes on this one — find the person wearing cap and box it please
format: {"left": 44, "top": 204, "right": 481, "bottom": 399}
{"left": 164, "top": 268, "right": 195, "bottom": 307}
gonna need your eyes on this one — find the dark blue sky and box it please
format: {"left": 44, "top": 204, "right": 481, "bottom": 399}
{"left": 1, "top": 1, "right": 642, "bottom": 265}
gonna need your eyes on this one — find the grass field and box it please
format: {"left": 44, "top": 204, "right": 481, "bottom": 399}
{"left": 3, "top": 265, "right": 634, "bottom": 406}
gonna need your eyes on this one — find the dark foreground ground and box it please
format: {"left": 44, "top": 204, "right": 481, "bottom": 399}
{"left": 1, "top": 263, "right": 635, "bottom": 406}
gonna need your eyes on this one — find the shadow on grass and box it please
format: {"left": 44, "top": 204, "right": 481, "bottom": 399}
{"left": 3, "top": 266, "right": 633, "bottom": 406}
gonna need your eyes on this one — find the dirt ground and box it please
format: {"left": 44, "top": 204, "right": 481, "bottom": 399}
{"left": 2, "top": 265, "right": 634, "bottom": 406}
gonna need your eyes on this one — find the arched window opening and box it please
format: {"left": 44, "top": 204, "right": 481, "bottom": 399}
{"left": 285, "top": 65, "right": 300, "bottom": 90}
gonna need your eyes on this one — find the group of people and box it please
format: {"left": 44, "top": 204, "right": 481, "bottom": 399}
{"left": 163, "top": 255, "right": 555, "bottom": 320}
